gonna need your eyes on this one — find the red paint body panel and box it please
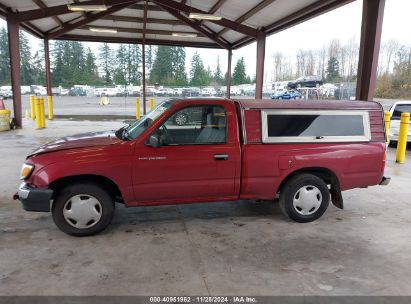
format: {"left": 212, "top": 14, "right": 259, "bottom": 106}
{"left": 23, "top": 99, "right": 387, "bottom": 207}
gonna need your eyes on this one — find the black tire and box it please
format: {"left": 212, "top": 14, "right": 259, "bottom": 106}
{"left": 279, "top": 174, "right": 330, "bottom": 223}
{"left": 52, "top": 183, "right": 114, "bottom": 236}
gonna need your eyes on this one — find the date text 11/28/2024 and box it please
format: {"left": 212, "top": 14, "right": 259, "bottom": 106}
{"left": 149, "top": 296, "right": 257, "bottom": 303}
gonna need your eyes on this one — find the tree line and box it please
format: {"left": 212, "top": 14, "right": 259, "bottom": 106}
{"left": 0, "top": 26, "right": 409, "bottom": 98}
{"left": 0, "top": 27, "right": 253, "bottom": 88}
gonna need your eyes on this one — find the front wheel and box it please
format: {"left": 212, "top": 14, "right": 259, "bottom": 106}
{"left": 279, "top": 174, "right": 330, "bottom": 223}
{"left": 52, "top": 183, "right": 114, "bottom": 236}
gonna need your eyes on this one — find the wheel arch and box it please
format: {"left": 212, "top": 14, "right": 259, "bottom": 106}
{"left": 49, "top": 174, "right": 123, "bottom": 203}
{"left": 278, "top": 167, "right": 343, "bottom": 209}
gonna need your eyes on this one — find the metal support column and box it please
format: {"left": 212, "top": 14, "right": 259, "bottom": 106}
{"left": 44, "top": 39, "right": 52, "bottom": 96}
{"left": 255, "top": 32, "right": 266, "bottom": 99}
{"left": 226, "top": 49, "right": 232, "bottom": 99}
{"left": 142, "top": 43, "right": 146, "bottom": 115}
{"left": 7, "top": 15, "right": 22, "bottom": 128}
{"left": 356, "top": 0, "right": 385, "bottom": 101}
{"left": 142, "top": 0, "right": 148, "bottom": 115}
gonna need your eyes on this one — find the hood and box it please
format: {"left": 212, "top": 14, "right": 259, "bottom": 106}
{"left": 29, "top": 131, "right": 121, "bottom": 157}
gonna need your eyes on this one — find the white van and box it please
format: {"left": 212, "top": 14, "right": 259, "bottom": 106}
{"left": 389, "top": 101, "right": 411, "bottom": 143}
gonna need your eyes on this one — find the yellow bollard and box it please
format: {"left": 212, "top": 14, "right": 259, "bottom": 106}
{"left": 136, "top": 97, "right": 141, "bottom": 120}
{"left": 29, "top": 95, "right": 35, "bottom": 119}
{"left": 47, "top": 95, "right": 53, "bottom": 120}
{"left": 384, "top": 111, "right": 391, "bottom": 144}
{"left": 34, "top": 98, "right": 42, "bottom": 129}
{"left": 24, "top": 109, "right": 30, "bottom": 119}
{"left": 40, "top": 97, "right": 46, "bottom": 128}
{"left": 396, "top": 112, "right": 410, "bottom": 164}
{"left": 150, "top": 98, "right": 154, "bottom": 111}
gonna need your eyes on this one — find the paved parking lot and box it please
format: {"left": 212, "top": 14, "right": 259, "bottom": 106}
{"left": 1, "top": 118, "right": 411, "bottom": 296}
{"left": 3, "top": 96, "right": 398, "bottom": 119}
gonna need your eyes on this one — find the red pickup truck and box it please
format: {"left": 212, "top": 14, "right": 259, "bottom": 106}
{"left": 15, "top": 99, "right": 390, "bottom": 236}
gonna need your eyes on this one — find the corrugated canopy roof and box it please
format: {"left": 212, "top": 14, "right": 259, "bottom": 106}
{"left": 0, "top": 0, "right": 353, "bottom": 49}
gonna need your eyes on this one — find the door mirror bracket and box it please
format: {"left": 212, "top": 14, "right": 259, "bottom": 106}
{"left": 148, "top": 135, "right": 162, "bottom": 148}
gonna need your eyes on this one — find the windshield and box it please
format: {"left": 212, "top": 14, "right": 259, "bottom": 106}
{"left": 122, "top": 101, "right": 172, "bottom": 140}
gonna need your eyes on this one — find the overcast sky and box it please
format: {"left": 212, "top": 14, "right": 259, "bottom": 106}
{"left": 0, "top": 0, "right": 410, "bottom": 79}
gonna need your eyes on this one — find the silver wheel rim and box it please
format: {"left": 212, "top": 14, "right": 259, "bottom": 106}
{"left": 292, "top": 185, "right": 322, "bottom": 215}
{"left": 175, "top": 114, "right": 187, "bottom": 125}
{"left": 63, "top": 194, "right": 102, "bottom": 229}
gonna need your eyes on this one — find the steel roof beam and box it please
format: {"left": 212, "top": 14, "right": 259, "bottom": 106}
{"left": 15, "top": 0, "right": 137, "bottom": 22}
{"left": 32, "top": 0, "right": 64, "bottom": 28}
{"left": 153, "top": 0, "right": 258, "bottom": 37}
{"left": 155, "top": 1, "right": 231, "bottom": 49}
{"left": 79, "top": 25, "right": 203, "bottom": 37}
{"left": 217, "top": 0, "right": 275, "bottom": 37}
{"left": 101, "top": 15, "right": 185, "bottom": 26}
{"left": 57, "top": 34, "right": 221, "bottom": 48}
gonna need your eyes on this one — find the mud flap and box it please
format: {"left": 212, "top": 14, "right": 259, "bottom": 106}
{"left": 330, "top": 185, "right": 343, "bottom": 209}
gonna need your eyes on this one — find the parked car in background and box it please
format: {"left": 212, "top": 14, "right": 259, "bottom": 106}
{"left": 388, "top": 101, "right": 411, "bottom": 144}
{"left": 173, "top": 88, "right": 183, "bottom": 96}
{"left": 272, "top": 90, "right": 302, "bottom": 100}
{"left": 0, "top": 86, "right": 12, "bottom": 99}
{"left": 156, "top": 88, "right": 174, "bottom": 97}
{"left": 230, "top": 87, "right": 242, "bottom": 96}
{"left": 201, "top": 87, "right": 216, "bottom": 96}
{"left": 94, "top": 87, "right": 118, "bottom": 97}
{"left": 182, "top": 87, "right": 200, "bottom": 97}
{"left": 70, "top": 87, "right": 87, "bottom": 96}
{"left": 31, "top": 85, "right": 47, "bottom": 96}
{"left": 126, "top": 86, "right": 140, "bottom": 96}
{"left": 288, "top": 75, "right": 323, "bottom": 89}
{"left": 21, "top": 86, "right": 31, "bottom": 95}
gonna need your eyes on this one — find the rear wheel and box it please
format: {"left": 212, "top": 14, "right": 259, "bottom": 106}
{"left": 279, "top": 174, "right": 330, "bottom": 223}
{"left": 52, "top": 183, "right": 114, "bottom": 236}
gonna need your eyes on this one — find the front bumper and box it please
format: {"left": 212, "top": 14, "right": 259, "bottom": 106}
{"left": 379, "top": 176, "right": 391, "bottom": 186}
{"left": 13, "top": 182, "right": 53, "bottom": 212}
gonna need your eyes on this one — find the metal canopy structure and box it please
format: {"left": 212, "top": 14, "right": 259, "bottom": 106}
{"left": 0, "top": 0, "right": 386, "bottom": 128}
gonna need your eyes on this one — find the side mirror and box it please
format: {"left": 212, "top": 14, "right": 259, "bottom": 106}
{"left": 148, "top": 135, "right": 161, "bottom": 148}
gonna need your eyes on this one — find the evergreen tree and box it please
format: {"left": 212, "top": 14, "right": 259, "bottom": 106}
{"left": 0, "top": 27, "right": 10, "bottom": 85}
{"left": 19, "top": 31, "right": 34, "bottom": 85}
{"left": 150, "top": 46, "right": 173, "bottom": 85}
{"left": 150, "top": 46, "right": 187, "bottom": 86}
{"left": 172, "top": 47, "right": 187, "bottom": 85}
{"left": 326, "top": 56, "right": 340, "bottom": 82}
{"left": 84, "top": 48, "right": 101, "bottom": 85}
{"left": 127, "top": 44, "right": 141, "bottom": 85}
{"left": 99, "top": 43, "right": 114, "bottom": 85}
{"left": 232, "top": 57, "right": 247, "bottom": 85}
{"left": 213, "top": 56, "right": 224, "bottom": 85}
{"left": 114, "top": 44, "right": 127, "bottom": 85}
{"left": 69, "top": 41, "right": 86, "bottom": 84}
{"left": 32, "top": 49, "right": 45, "bottom": 85}
{"left": 51, "top": 40, "right": 65, "bottom": 86}
{"left": 190, "top": 51, "right": 209, "bottom": 86}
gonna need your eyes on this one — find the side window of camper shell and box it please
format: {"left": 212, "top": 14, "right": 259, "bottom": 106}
{"left": 261, "top": 110, "right": 371, "bottom": 143}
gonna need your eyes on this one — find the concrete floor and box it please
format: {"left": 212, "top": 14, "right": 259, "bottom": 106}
{"left": 1, "top": 119, "right": 411, "bottom": 296}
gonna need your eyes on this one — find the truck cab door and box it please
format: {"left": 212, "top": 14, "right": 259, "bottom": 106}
{"left": 132, "top": 103, "right": 241, "bottom": 204}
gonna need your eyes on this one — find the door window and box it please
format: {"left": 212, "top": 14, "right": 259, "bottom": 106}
{"left": 152, "top": 105, "right": 226, "bottom": 145}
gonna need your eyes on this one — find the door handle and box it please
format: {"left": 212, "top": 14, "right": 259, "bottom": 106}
{"left": 214, "top": 154, "right": 229, "bottom": 160}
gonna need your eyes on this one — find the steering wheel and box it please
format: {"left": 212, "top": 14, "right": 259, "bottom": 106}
{"left": 161, "top": 124, "right": 174, "bottom": 144}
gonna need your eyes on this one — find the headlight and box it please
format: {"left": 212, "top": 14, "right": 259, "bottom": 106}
{"left": 20, "top": 163, "right": 34, "bottom": 180}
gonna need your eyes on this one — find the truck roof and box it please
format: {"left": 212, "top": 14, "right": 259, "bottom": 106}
{"left": 168, "top": 98, "right": 383, "bottom": 111}
{"left": 236, "top": 99, "right": 383, "bottom": 111}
